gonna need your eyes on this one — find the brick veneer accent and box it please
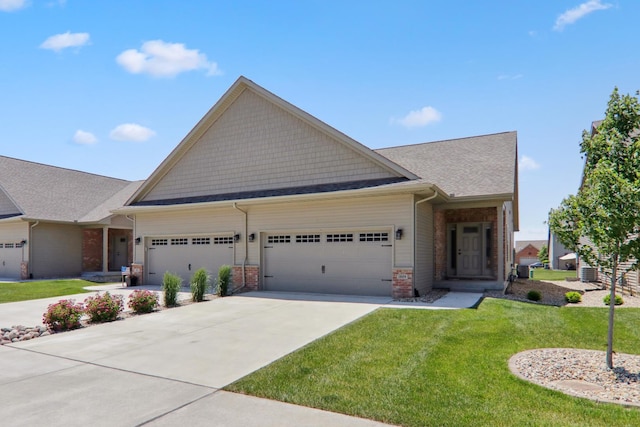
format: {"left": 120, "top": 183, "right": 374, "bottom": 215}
{"left": 392, "top": 268, "right": 414, "bottom": 299}
{"left": 20, "top": 261, "right": 29, "bottom": 280}
{"left": 434, "top": 207, "right": 498, "bottom": 281}
{"left": 231, "top": 265, "right": 260, "bottom": 292}
{"left": 82, "top": 229, "right": 103, "bottom": 271}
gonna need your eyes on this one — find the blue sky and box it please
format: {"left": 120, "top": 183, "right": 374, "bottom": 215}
{"left": 1, "top": 1, "right": 637, "bottom": 243}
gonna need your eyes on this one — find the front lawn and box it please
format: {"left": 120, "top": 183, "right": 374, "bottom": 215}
{"left": 227, "top": 299, "right": 640, "bottom": 426}
{"left": 0, "top": 279, "right": 93, "bottom": 303}
{"left": 533, "top": 268, "right": 577, "bottom": 281}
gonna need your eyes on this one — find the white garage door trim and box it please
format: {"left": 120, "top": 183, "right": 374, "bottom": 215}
{"left": 145, "top": 234, "right": 234, "bottom": 286}
{"left": 262, "top": 229, "right": 393, "bottom": 296}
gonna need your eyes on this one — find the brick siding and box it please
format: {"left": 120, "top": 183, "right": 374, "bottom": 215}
{"left": 392, "top": 268, "right": 414, "bottom": 298}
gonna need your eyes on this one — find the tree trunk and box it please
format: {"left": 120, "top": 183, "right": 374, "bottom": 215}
{"left": 606, "top": 262, "right": 617, "bottom": 369}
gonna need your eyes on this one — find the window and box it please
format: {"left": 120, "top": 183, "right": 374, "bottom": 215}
{"left": 296, "top": 234, "right": 320, "bottom": 243}
{"left": 359, "top": 232, "right": 389, "bottom": 242}
{"left": 267, "top": 235, "right": 291, "bottom": 244}
{"left": 0, "top": 244, "right": 3, "bottom": 249}
{"left": 4, "top": 243, "right": 14, "bottom": 249}
{"left": 463, "top": 226, "right": 479, "bottom": 234}
{"left": 192, "top": 237, "right": 211, "bottom": 245}
{"left": 151, "top": 239, "right": 168, "bottom": 246}
{"left": 213, "top": 236, "right": 234, "bottom": 245}
{"left": 326, "top": 233, "right": 353, "bottom": 242}
{"left": 171, "top": 238, "right": 188, "bottom": 245}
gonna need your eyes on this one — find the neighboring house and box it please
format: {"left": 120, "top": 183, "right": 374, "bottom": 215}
{"left": 0, "top": 156, "right": 142, "bottom": 280}
{"left": 548, "top": 231, "right": 573, "bottom": 270}
{"left": 514, "top": 240, "right": 545, "bottom": 266}
{"left": 116, "top": 76, "right": 519, "bottom": 297}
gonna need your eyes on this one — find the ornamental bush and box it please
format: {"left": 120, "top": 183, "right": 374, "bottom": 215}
{"left": 84, "top": 292, "right": 124, "bottom": 323}
{"left": 42, "top": 299, "right": 84, "bottom": 332}
{"left": 217, "top": 265, "right": 231, "bottom": 297}
{"left": 191, "top": 268, "right": 209, "bottom": 302}
{"left": 163, "top": 272, "right": 182, "bottom": 307}
{"left": 603, "top": 294, "right": 624, "bottom": 306}
{"left": 128, "top": 289, "right": 159, "bottom": 314}
{"left": 565, "top": 291, "right": 582, "bottom": 303}
{"left": 527, "top": 290, "right": 542, "bottom": 301}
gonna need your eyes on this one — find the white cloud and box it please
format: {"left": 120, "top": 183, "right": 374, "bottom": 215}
{"left": 40, "top": 31, "right": 90, "bottom": 52}
{"left": 519, "top": 155, "right": 541, "bottom": 171}
{"left": 554, "top": 0, "right": 612, "bottom": 31}
{"left": 109, "top": 123, "right": 156, "bottom": 142}
{"left": 0, "top": 0, "right": 27, "bottom": 11}
{"left": 393, "top": 106, "right": 442, "bottom": 128}
{"left": 116, "top": 40, "right": 221, "bottom": 78}
{"left": 72, "top": 130, "right": 97, "bottom": 145}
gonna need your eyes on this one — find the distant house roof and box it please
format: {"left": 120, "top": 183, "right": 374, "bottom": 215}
{"left": 376, "top": 131, "right": 517, "bottom": 199}
{"left": 0, "top": 156, "right": 142, "bottom": 223}
{"left": 515, "top": 240, "right": 546, "bottom": 253}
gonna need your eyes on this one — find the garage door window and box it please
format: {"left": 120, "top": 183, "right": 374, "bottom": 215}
{"left": 4, "top": 243, "right": 14, "bottom": 248}
{"left": 267, "top": 235, "right": 291, "bottom": 244}
{"left": 171, "top": 238, "right": 188, "bottom": 245}
{"left": 151, "top": 239, "right": 168, "bottom": 246}
{"left": 296, "top": 234, "right": 320, "bottom": 243}
{"left": 359, "top": 232, "right": 389, "bottom": 242}
{"left": 214, "top": 236, "right": 234, "bottom": 245}
{"left": 192, "top": 237, "right": 211, "bottom": 245}
{"left": 326, "top": 233, "right": 353, "bottom": 242}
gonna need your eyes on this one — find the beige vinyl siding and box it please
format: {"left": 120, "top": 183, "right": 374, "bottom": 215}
{"left": 31, "top": 223, "right": 82, "bottom": 278}
{"left": 414, "top": 196, "right": 433, "bottom": 296}
{"left": 109, "top": 215, "right": 134, "bottom": 228}
{"left": 0, "top": 221, "right": 28, "bottom": 278}
{"left": 0, "top": 190, "right": 20, "bottom": 216}
{"left": 143, "top": 90, "right": 396, "bottom": 202}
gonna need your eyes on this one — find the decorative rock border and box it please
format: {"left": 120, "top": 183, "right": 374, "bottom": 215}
{"left": 509, "top": 348, "right": 640, "bottom": 407}
{"left": 1, "top": 325, "right": 50, "bottom": 344}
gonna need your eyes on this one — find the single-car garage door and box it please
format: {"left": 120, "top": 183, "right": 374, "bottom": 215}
{"left": 146, "top": 236, "right": 234, "bottom": 286}
{"left": 0, "top": 242, "right": 23, "bottom": 279}
{"left": 263, "top": 231, "right": 392, "bottom": 296}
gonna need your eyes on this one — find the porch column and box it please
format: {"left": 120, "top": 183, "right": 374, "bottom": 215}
{"left": 102, "top": 226, "right": 109, "bottom": 273}
{"left": 497, "top": 207, "right": 504, "bottom": 283}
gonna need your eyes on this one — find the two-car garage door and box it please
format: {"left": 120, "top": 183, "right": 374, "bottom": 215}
{"left": 146, "top": 236, "right": 234, "bottom": 286}
{"left": 263, "top": 231, "right": 393, "bottom": 296}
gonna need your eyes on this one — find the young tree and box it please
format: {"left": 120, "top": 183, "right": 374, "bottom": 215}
{"left": 537, "top": 244, "right": 549, "bottom": 264}
{"left": 549, "top": 88, "right": 640, "bottom": 369}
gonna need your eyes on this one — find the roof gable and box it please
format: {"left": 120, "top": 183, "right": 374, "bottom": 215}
{"left": 0, "top": 156, "right": 133, "bottom": 223}
{"left": 515, "top": 240, "right": 546, "bottom": 252}
{"left": 131, "top": 77, "right": 415, "bottom": 205}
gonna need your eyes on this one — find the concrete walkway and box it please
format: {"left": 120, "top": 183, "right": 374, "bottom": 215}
{"left": 0, "top": 288, "right": 482, "bottom": 426}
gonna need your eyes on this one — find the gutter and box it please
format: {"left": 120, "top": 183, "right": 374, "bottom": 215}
{"left": 231, "top": 202, "right": 248, "bottom": 293}
{"left": 413, "top": 190, "right": 439, "bottom": 296}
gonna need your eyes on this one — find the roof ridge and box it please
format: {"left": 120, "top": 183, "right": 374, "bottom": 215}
{"left": 376, "top": 130, "right": 517, "bottom": 151}
{"left": 0, "top": 155, "right": 130, "bottom": 183}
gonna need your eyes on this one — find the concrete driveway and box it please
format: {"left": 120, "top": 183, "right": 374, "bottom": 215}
{"left": 0, "top": 292, "right": 395, "bottom": 426}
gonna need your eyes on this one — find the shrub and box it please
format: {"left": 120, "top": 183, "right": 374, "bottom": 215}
{"left": 565, "top": 291, "right": 582, "bottom": 303}
{"left": 217, "top": 265, "right": 232, "bottom": 297}
{"left": 527, "top": 290, "right": 542, "bottom": 301}
{"left": 42, "top": 299, "right": 84, "bottom": 332}
{"left": 84, "top": 292, "right": 124, "bottom": 323}
{"left": 128, "top": 289, "right": 159, "bottom": 314}
{"left": 603, "top": 294, "right": 624, "bottom": 306}
{"left": 163, "top": 271, "right": 182, "bottom": 307}
{"left": 191, "top": 268, "right": 209, "bottom": 302}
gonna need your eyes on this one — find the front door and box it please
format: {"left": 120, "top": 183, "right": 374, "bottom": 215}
{"left": 113, "top": 236, "right": 128, "bottom": 269}
{"left": 457, "top": 223, "right": 483, "bottom": 276}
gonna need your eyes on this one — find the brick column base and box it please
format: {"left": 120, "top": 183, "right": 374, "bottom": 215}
{"left": 232, "top": 265, "right": 260, "bottom": 292}
{"left": 392, "top": 268, "right": 414, "bottom": 299}
{"left": 131, "top": 263, "right": 143, "bottom": 286}
{"left": 20, "top": 261, "right": 29, "bottom": 280}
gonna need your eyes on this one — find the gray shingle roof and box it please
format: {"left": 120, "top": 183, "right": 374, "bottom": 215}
{"left": 0, "top": 156, "right": 136, "bottom": 223}
{"left": 376, "top": 131, "right": 517, "bottom": 198}
{"left": 515, "top": 240, "right": 546, "bottom": 252}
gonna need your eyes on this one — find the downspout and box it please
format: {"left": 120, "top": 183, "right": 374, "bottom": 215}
{"left": 413, "top": 190, "right": 439, "bottom": 296}
{"left": 29, "top": 221, "right": 39, "bottom": 279}
{"left": 232, "top": 202, "right": 248, "bottom": 293}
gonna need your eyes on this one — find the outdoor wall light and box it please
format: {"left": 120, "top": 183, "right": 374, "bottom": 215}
{"left": 234, "top": 233, "right": 240, "bottom": 242}
{"left": 135, "top": 237, "right": 141, "bottom": 245}
{"left": 20, "top": 239, "right": 27, "bottom": 245}
{"left": 395, "top": 228, "right": 403, "bottom": 240}
{"left": 248, "top": 233, "right": 255, "bottom": 242}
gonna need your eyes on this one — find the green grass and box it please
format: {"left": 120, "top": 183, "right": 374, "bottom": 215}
{"left": 227, "top": 299, "right": 640, "bottom": 426}
{"left": 0, "top": 279, "right": 93, "bottom": 303}
{"left": 533, "top": 269, "right": 577, "bottom": 281}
